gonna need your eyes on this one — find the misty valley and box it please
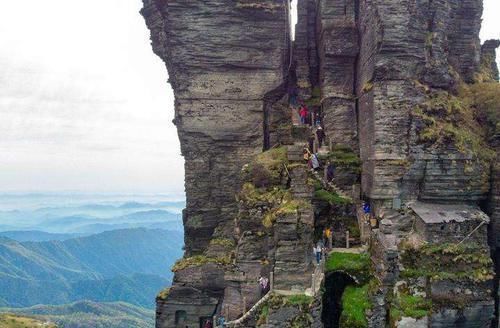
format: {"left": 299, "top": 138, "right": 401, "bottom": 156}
{"left": 0, "top": 194, "right": 185, "bottom": 327}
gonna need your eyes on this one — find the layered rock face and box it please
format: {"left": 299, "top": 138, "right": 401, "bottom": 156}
{"left": 142, "top": 0, "right": 290, "bottom": 255}
{"left": 317, "top": 0, "right": 359, "bottom": 151}
{"left": 142, "top": 0, "right": 499, "bottom": 327}
{"left": 142, "top": 1, "right": 293, "bottom": 327}
{"left": 356, "top": 0, "right": 487, "bottom": 204}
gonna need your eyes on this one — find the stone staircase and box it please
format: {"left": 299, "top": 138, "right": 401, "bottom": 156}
{"left": 311, "top": 169, "right": 353, "bottom": 202}
{"left": 223, "top": 292, "right": 273, "bottom": 328}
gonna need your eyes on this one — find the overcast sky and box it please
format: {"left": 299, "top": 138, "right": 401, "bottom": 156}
{"left": 0, "top": 0, "right": 498, "bottom": 194}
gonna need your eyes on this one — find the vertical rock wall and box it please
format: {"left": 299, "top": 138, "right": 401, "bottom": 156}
{"left": 356, "top": 0, "right": 487, "bottom": 204}
{"left": 142, "top": 0, "right": 498, "bottom": 326}
{"left": 141, "top": 1, "right": 291, "bottom": 327}
{"left": 142, "top": 0, "right": 291, "bottom": 255}
{"left": 317, "top": 0, "right": 359, "bottom": 151}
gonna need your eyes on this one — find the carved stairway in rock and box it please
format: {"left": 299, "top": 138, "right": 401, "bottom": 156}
{"left": 223, "top": 292, "right": 273, "bottom": 328}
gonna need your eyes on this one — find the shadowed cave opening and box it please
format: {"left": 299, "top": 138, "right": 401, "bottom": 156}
{"left": 322, "top": 271, "right": 356, "bottom": 328}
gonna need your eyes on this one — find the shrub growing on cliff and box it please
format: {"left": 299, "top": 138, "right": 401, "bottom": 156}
{"left": 414, "top": 88, "right": 496, "bottom": 166}
{"left": 157, "top": 288, "right": 171, "bottom": 301}
{"left": 243, "top": 147, "right": 288, "bottom": 188}
{"left": 461, "top": 82, "right": 500, "bottom": 137}
{"left": 172, "top": 255, "right": 232, "bottom": 272}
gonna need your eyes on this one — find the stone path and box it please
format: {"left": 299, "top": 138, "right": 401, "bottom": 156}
{"left": 311, "top": 170, "right": 353, "bottom": 202}
{"left": 329, "top": 246, "right": 366, "bottom": 254}
{"left": 223, "top": 292, "right": 273, "bottom": 328}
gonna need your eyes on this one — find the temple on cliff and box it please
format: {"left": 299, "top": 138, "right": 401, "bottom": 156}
{"left": 141, "top": 0, "right": 500, "bottom": 327}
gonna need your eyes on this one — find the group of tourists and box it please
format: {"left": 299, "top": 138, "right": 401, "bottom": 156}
{"left": 303, "top": 147, "right": 321, "bottom": 171}
{"left": 313, "top": 227, "right": 334, "bottom": 265}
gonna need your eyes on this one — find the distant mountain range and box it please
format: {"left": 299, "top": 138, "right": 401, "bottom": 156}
{"left": 0, "top": 231, "right": 83, "bottom": 242}
{"left": 0, "top": 209, "right": 183, "bottom": 235}
{"left": 0, "top": 228, "right": 183, "bottom": 308}
{"left": 2, "top": 301, "right": 154, "bottom": 328}
{"left": 0, "top": 195, "right": 185, "bottom": 325}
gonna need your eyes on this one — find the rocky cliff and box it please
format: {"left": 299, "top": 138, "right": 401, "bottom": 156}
{"left": 141, "top": 0, "right": 499, "bottom": 327}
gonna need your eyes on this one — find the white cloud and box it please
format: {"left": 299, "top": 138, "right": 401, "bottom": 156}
{"left": 0, "top": 0, "right": 183, "bottom": 193}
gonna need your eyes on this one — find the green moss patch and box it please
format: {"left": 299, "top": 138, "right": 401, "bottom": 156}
{"left": 319, "top": 145, "right": 362, "bottom": 169}
{"left": 256, "top": 295, "right": 313, "bottom": 327}
{"left": 242, "top": 147, "right": 288, "bottom": 188}
{"left": 172, "top": 255, "right": 232, "bottom": 272}
{"left": 314, "top": 189, "right": 352, "bottom": 205}
{"left": 340, "top": 284, "right": 370, "bottom": 328}
{"left": 209, "top": 238, "right": 236, "bottom": 249}
{"left": 285, "top": 295, "right": 314, "bottom": 306}
{"left": 262, "top": 198, "right": 311, "bottom": 228}
{"left": 413, "top": 89, "right": 495, "bottom": 172}
{"left": 326, "top": 252, "right": 371, "bottom": 283}
{"left": 400, "top": 242, "right": 494, "bottom": 282}
{"left": 390, "top": 292, "right": 431, "bottom": 324}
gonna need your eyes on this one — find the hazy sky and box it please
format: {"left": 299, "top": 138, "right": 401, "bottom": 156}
{"left": 0, "top": 0, "right": 498, "bottom": 193}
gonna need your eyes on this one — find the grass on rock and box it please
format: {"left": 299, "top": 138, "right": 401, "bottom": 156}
{"left": 340, "top": 285, "right": 370, "bottom": 328}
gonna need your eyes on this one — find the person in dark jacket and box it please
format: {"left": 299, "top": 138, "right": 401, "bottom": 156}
{"left": 326, "top": 162, "right": 335, "bottom": 182}
{"left": 316, "top": 126, "right": 325, "bottom": 148}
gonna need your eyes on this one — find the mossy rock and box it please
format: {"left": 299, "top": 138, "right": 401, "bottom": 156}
{"left": 242, "top": 147, "right": 288, "bottom": 188}
{"left": 318, "top": 145, "right": 362, "bottom": 171}
{"left": 399, "top": 242, "right": 494, "bottom": 283}
{"left": 314, "top": 189, "right": 352, "bottom": 205}
{"left": 389, "top": 292, "right": 431, "bottom": 325}
{"left": 157, "top": 287, "right": 171, "bottom": 301}
{"left": 172, "top": 254, "right": 232, "bottom": 272}
{"left": 414, "top": 89, "right": 496, "bottom": 167}
{"left": 325, "top": 252, "right": 371, "bottom": 283}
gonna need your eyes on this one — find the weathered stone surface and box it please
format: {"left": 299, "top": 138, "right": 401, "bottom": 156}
{"left": 481, "top": 39, "right": 500, "bottom": 82}
{"left": 396, "top": 317, "right": 428, "bottom": 328}
{"left": 143, "top": 0, "right": 499, "bottom": 326}
{"left": 430, "top": 301, "right": 495, "bottom": 327}
{"left": 317, "top": 0, "right": 359, "bottom": 150}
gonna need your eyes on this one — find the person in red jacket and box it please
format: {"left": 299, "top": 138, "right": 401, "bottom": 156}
{"left": 299, "top": 105, "right": 308, "bottom": 124}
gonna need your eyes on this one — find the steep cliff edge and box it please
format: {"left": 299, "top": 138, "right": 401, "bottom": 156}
{"left": 142, "top": 0, "right": 499, "bottom": 327}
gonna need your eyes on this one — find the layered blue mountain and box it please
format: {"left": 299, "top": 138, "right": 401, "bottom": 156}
{"left": 0, "top": 228, "right": 183, "bottom": 308}
{"left": 2, "top": 301, "right": 155, "bottom": 328}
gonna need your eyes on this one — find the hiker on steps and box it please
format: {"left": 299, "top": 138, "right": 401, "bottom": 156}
{"left": 299, "top": 103, "right": 309, "bottom": 125}
{"left": 289, "top": 85, "right": 299, "bottom": 107}
{"left": 303, "top": 147, "right": 312, "bottom": 166}
{"left": 316, "top": 126, "right": 325, "bottom": 148}
{"left": 324, "top": 227, "right": 332, "bottom": 250}
{"left": 313, "top": 244, "right": 321, "bottom": 265}
{"left": 311, "top": 153, "right": 321, "bottom": 172}
{"left": 326, "top": 161, "right": 335, "bottom": 182}
{"left": 258, "top": 276, "right": 269, "bottom": 297}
